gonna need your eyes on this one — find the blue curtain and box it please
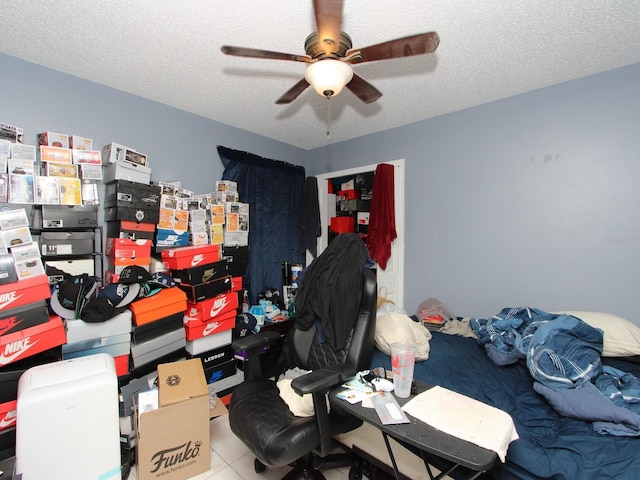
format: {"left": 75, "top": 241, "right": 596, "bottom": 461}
{"left": 217, "top": 146, "right": 306, "bottom": 304}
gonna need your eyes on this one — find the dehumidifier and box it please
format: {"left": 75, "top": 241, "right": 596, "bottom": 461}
{"left": 15, "top": 353, "right": 121, "bottom": 479}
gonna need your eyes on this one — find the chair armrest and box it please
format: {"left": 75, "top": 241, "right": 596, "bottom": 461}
{"left": 231, "top": 330, "right": 281, "bottom": 352}
{"left": 291, "top": 369, "right": 342, "bottom": 396}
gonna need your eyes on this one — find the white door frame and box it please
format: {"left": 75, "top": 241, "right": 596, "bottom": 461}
{"left": 314, "top": 159, "right": 405, "bottom": 308}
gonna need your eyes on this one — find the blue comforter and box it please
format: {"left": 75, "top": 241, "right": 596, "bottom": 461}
{"left": 370, "top": 331, "right": 640, "bottom": 480}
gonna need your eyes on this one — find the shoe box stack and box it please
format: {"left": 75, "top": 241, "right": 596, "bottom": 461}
{"left": 162, "top": 244, "right": 241, "bottom": 385}
{"left": 0, "top": 208, "right": 66, "bottom": 438}
{"left": 127, "top": 276, "right": 188, "bottom": 378}
{"left": 104, "top": 179, "right": 160, "bottom": 283}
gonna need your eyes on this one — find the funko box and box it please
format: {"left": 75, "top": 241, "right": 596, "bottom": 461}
{"left": 69, "top": 135, "right": 93, "bottom": 151}
{"left": 38, "top": 131, "right": 69, "bottom": 148}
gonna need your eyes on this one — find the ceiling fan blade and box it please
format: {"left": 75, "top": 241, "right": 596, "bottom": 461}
{"left": 313, "top": 0, "right": 344, "bottom": 56}
{"left": 275, "top": 78, "right": 311, "bottom": 104}
{"left": 346, "top": 73, "right": 382, "bottom": 104}
{"left": 221, "top": 45, "right": 312, "bottom": 63}
{"left": 346, "top": 32, "right": 440, "bottom": 64}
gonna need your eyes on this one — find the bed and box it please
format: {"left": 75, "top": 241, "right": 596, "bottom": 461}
{"left": 368, "top": 321, "right": 640, "bottom": 480}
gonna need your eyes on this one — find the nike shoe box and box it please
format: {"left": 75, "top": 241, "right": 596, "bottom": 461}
{"left": 45, "top": 258, "right": 96, "bottom": 284}
{"left": 62, "top": 332, "right": 131, "bottom": 360}
{"left": 64, "top": 309, "right": 132, "bottom": 344}
{"left": 129, "top": 287, "right": 187, "bottom": 327}
{"left": 41, "top": 205, "right": 98, "bottom": 229}
{"left": 185, "top": 291, "right": 238, "bottom": 323}
{"left": 104, "top": 205, "right": 160, "bottom": 225}
{"left": 178, "top": 275, "right": 232, "bottom": 303}
{"left": 36, "top": 230, "right": 95, "bottom": 256}
{"left": 222, "top": 245, "right": 249, "bottom": 277}
{"left": 171, "top": 259, "right": 228, "bottom": 286}
{"left": 104, "top": 180, "right": 161, "bottom": 210}
{"left": 130, "top": 327, "right": 186, "bottom": 369}
{"left": 183, "top": 310, "right": 235, "bottom": 342}
{"left": 155, "top": 228, "right": 189, "bottom": 248}
{"left": 187, "top": 344, "right": 234, "bottom": 371}
{"left": 0, "top": 314, "right": 66, "bottom": 368}
{"left": 106, "top": 220, "right": 156, "bottom": 241}
{"left": 131, "top": 311, "right": 184, "bottom": 344}
{"left": 106, "top": 237, "right": 153, "bottom": 259}
{"left": 161, "top": 244, "right": 221, "bottom": 270}
{"left": 203, "top": 358, "right": 236, "bottom": 385}
{"left": 0, "top": 274, "right": 50, "bottom": 310}
{"left": 0, "top": 301, "right": 50, "bottom": 338}
{"left": 185, "top": 329, "right": 232, "bottom": 356}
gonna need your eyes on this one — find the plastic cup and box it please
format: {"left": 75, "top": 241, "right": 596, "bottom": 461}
{"left": 390, "top": 342, "right": 416, "bottom": 398}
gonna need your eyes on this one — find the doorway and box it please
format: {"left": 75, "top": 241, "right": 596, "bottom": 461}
{"left": 315, "top": 159, "right": 405, "bottom": 308}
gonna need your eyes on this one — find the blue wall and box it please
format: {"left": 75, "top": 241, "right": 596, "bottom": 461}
{"left": 307, "top": 63, "right": 640, "bottom": 323}
{"left": 3, "top": 51, "right": 639, "bottom": 324}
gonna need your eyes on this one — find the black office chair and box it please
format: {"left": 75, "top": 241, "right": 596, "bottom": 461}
{"left": 229, "top": 253, "right": 377, "bottom": 479}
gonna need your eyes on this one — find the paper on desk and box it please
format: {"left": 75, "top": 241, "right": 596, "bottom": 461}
{"left": 402, "top": 386, "right": 519, "bottom": 462}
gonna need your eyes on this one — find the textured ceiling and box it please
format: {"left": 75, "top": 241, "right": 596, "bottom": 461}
{"left": 2, "top": 1, "right": 640, "bottom": 150}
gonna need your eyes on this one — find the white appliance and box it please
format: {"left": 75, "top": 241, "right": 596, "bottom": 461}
{"left": 15, "top": 353, "right": 122, "bottom": 479}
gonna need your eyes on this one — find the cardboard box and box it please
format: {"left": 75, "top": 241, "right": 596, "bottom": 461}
{"left": 135, "top": 359, "right": 210, "bottom": 480}
{"left": 38, "top": 131, "right": 69, "bottom": 148}
{"left": 171, "top": 259, "right": 228, "bottom": 286}
{"left": 0, "top": 274, "right": 53, "bottom": 310}
{"left": 129, "top": 287, "right": 187, "bottom": 326}
{"left": 104, "top": 205, "right": 160, "bottom": 225}
{"left": 184, "top": 310, "right": 236, "bottom": 341}
{"left": 69, "top": 135, "right": 93, "bottom": 151}
{"left": 38, "top": 230, "right": 95, "bottom": 256}
{"left": 105, "top": 237, "right": 153, "bottom": 258}
{"left": 185, "top": 291, "right": 238, "bottom": 323}
{"left": 104, "top": 158, "right": 151, "bottom": 184}
{"left": 42, "top": 204, "right": 98, "bottom": 228}
{"left": 0, "top": 315, "right": 66, "bottom": 367}
{"left": 161, "top": 244, "right": 221, "bottom": 270}
{"left": 178, "top": 275, "right": 232, "bottom": 303}
{"left": 104, "top": 180, "right": 162, "bottom": 209}
{"left": 0, "top": 301, "right": 50, "bottom": 338}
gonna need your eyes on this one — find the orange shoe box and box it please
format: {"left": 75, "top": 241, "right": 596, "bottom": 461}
{"left": 161, "top": 244, "right": 221, "bottom": 270}
{"left": 0, "top": 274, "right": 51, "bottom": 311}
{"left": 129, "top": 287, "right": 187, "bottom": 327}
{"left": 0, "top": 315, "right": 66, "bottom": 367}
{"left": 184, "top": 310, "right": 236, "bottom": 341}
{"left": 185, "top": 291, "right": 238, "bottom": 323}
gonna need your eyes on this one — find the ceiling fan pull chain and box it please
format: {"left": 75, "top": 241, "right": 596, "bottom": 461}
{"left": 326, "top": 97, "right": 332, "bottom": 138}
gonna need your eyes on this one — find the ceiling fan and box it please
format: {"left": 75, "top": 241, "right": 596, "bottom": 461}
{"left": 220, "top": 0, "right": 440, "bottom": 105}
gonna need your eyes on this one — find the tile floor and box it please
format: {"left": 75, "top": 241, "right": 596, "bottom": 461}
{"left": 125, "top": 412, "right": 352, "bottom": 480}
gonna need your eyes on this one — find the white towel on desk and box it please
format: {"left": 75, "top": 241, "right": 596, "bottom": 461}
{"left": 402, "top": 386, "right": 519, "bottom": 462}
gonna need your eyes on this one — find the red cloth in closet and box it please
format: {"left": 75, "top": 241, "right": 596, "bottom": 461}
{"left": 366, "top": 163, "right": 397, "bottom": 270}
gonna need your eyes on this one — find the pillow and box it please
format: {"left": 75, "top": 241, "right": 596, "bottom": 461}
{"left": 375, "top": 311, "right": 432, "bottom": 361}
{"left": 553, "top": 311, "right": 640, "bottom": 357}
{"left": 276, "top": 378, "right": 331, "bottom": 417}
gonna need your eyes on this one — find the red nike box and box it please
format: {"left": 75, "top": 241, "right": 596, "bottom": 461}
{"left": 0, "top": 301, "right": 50, "bottom": 337}
{"left": 0, "top": 315, "right": 66, "bottom": 367}
{"left": 0, "top": 275, "right": 51, "bottom": 311}
{"left": 185, "top": 291, "right": 238, "bottom": 323}
{"left": 0, "top": 400, "right": 16, "bottom": 431}
{"left": 231, "top": 276, "right": 243, "bottom": 292}
{"left": 106, "top": 238, "right": 153, "bottom": 258}
{"left": 161, "top": 244, "right": 221, "bottom": 270}
{"left": 184, "top": 310, "right": 235, "bottom": 341}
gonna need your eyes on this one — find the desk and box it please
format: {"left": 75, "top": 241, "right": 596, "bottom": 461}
{"left": 331, "top": 383, "right": 496, "bottom": 480}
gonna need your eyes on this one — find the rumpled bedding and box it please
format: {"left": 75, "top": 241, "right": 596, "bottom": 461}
{"left": 470, "top": 307, "right": 640, "bottom": 436}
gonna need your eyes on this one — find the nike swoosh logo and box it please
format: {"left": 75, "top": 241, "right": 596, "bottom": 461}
{"left": 0, "top": 295, "right": 22, "bottom": 310}
{"left": 208, "top": 371, "right": 223, "bottom": 383}
{"left": 202, "top": 322, "right": 221, "bottom": 336}
{"left": 191, "top": 256, "right": 205, "bottom": 267}
{"left": 0, "top": 319, "right": 21, "bottom": 336}
{"left": 0, "top": 340, "right": 38, "bottom": 366}
{"left": 209, "top": 299, "right": 230, "bottom": 317}
{"left": 0, "top": 415, "right": 16, "bottom": 429}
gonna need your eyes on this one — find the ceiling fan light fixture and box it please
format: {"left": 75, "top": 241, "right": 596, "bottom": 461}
{"left": 305, "top": 59, "right": 353, "bottom": 99}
